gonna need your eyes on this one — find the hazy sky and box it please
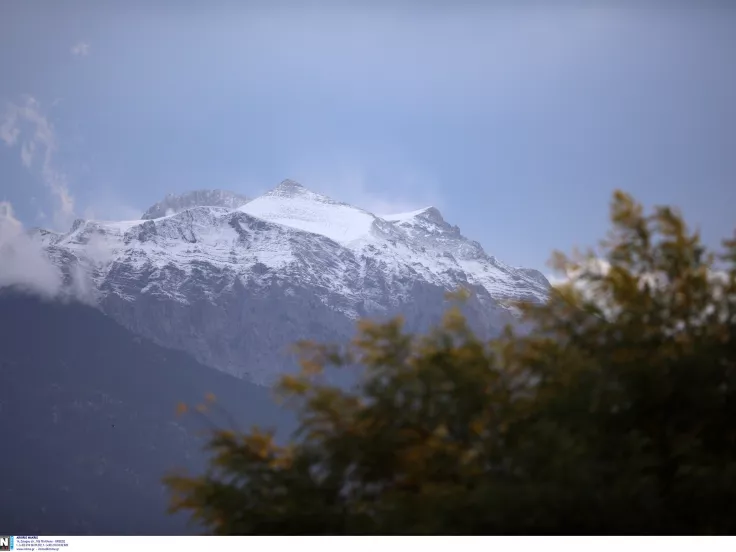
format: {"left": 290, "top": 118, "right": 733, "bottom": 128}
{"left": 1, "top": 1, "right": 734, "bottom": 273}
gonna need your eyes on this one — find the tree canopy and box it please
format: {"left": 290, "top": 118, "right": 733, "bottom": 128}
{"left": 164, "top": 191, "right": 736, "bottom": 535}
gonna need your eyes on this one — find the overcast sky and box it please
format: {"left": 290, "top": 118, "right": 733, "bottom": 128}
{"left": 1, "top": 1, "right": 734, "bottom": 273}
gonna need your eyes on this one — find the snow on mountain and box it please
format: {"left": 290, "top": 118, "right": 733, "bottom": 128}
{"left": 238, "top": 180, "right": 548, "bottom": 303}
{"left": 141, "top": 189, "right": 250, "bottom": 220}
{"left": 27, "top": 227, "right": 63, "bottom": 247}
{"left": 35, "top": 179, "right": 550, "bottom": 383}
{"left": 239, "top": 180, "right": 377, "bottom": 245}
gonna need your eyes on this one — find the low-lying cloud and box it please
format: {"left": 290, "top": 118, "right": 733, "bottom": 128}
{"left": 71, "top": 41, "right": 91, "bottom": 57}
{"left": 0, "top": 201, "right": 102, "bottom": 304}
{"left": 0, "top": 201, "right": 63, "bottom": 299}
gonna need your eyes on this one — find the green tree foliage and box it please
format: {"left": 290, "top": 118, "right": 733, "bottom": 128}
{"left": 164, "top": 191, "right": 736, "bottom": 534}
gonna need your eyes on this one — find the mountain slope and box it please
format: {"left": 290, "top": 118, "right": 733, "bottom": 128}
{"left": 240, "top": 179, "right": 378, "bottom": 245}
{"left": 35, "top": 180, "right": 550, "bottom": 383}
{"left": 0, "top": 292, "right": 295, "bottom": 535}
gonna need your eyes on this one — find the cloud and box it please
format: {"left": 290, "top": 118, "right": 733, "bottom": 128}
{"left": 71, "top": 42, "right": 90, "bottom": 57}
{"left": 285, "top": 156, "right": 445, "bottom": 216}
{"left": 0, "top": 201, "right": 63, "bottom": 299}
{"left": 82, "top": 184, "right": 143, "bottom": 221}
{"left": 1, "top": 96, "right": 76, "bottom": 229}
{"left": 0, "top": 201, "right": 101, "bottom": 305}
{"left": 0, "top": 111, "right": 20, "bottom": 145}
{"left": 340, "top": 171, "right": 444, "bottom": 216}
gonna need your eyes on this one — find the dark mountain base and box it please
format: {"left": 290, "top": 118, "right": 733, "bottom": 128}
{"left": 0, "top": 292, "right": 295, "bottom": 535}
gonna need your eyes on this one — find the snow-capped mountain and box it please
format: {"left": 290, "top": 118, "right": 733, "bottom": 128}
{"left": 34, "top": 180, "right": 549, "bottom": 384}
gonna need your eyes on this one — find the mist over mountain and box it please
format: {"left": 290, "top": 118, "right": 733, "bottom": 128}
{"left": 141, "top": 190, "right": 251, "bottom": 220}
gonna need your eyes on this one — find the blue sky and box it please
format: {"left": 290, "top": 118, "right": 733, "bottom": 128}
{"left": 1, "top": 1, "right": 734, "bottom": 273}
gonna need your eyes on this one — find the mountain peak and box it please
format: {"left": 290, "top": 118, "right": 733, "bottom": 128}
{"left": 266, "top": 179, "right": 307, "bottom": 197}
{"left": 141, "top": 189, "right": 250, "bottom": 219}
{"left": 278, "top": 178, "right": 303, "bottom": 189}
{"left": 382, "top": 206, "right": 445, "bottom": 225}
{"left": 417, "top": 206, "right": 444, "bottom": 224}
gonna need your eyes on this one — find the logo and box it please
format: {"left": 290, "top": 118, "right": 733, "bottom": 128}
{"left": 0, "top": 536, "right": 13, "bottom": 551}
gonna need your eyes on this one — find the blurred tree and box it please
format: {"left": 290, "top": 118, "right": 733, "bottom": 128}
{"left": 164, "top": 191, "right": 736, "bottom": 534}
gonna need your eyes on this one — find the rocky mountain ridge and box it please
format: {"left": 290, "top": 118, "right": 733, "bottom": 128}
{"left": 141, "top": 189, "right": 250, "bottom": 220}
{"left": 32, "top": 180, "right": 550, "bottom": 384}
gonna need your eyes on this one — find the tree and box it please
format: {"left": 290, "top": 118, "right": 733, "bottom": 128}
{"left": 164, "top": 191, "right": 736, "bottom": 535}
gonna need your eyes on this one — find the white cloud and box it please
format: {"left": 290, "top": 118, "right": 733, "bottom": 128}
{"left": 0, "top": 201, "right": 63, "bottom": 299}
{"left": 0, "top": 110, "right": 20, "bottom": 145}
{"left": 20, "top": 140, "right": 35, "bottom": 167}
{"left": 286, "top": 156, "right": 445, "bottom": 217}
{"left": 348, "top": 171, "right": 444, "bottom": 216}
{"left": 71, "top": 42, "right": 90, "bottom": 57}
{"left": 1, "top": 96, "right": 76, "bottom": 229}
{"left": 0, "top": 201, "right": 100, "bottom": 305}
